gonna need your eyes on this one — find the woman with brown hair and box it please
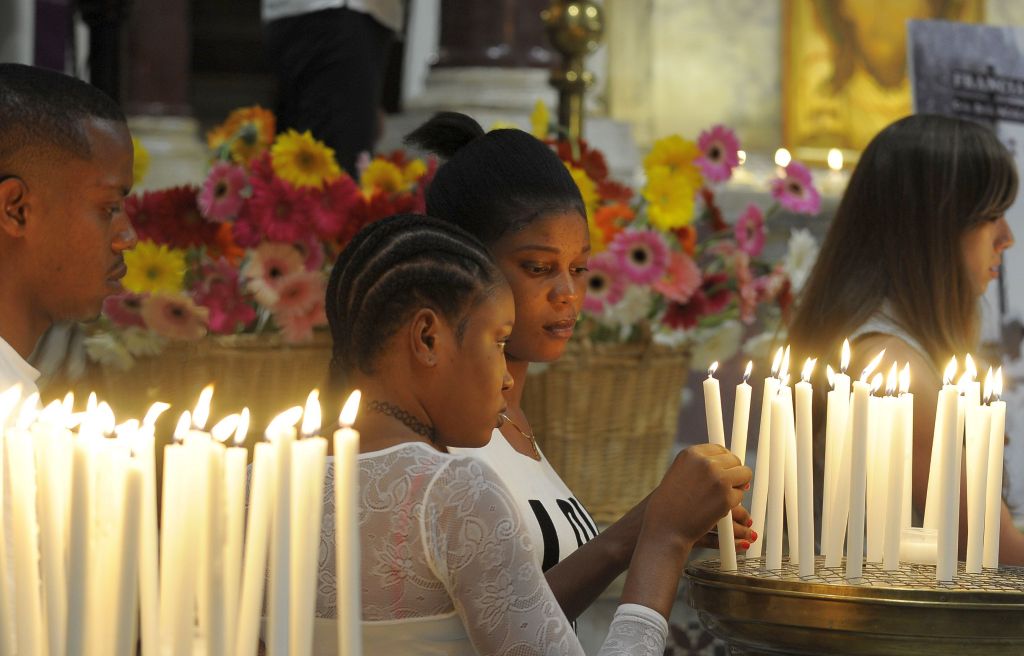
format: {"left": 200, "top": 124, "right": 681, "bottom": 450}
{"left": 788, "top": 113, "right": 1024, "bottom": 563}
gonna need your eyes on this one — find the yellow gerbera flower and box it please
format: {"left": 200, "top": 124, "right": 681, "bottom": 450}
{"left": 643, "top": 135, "right": 704, "bottom": 191}
{"left": 642, "top": 166, "right": 698, "bottom": 230}
{"left": 271, "top": 129, "right": 342, "bottom": 189}
{"left": 132, "top": 137, "right": 150, "bottom": 186}
{"left": 123, "top": 241, "right": 187, "bottom": 294}
{"left": 530, "top": 100, "right": 550, "bottom": 139}
{"left": 360, "top": 159, "right": 405, "bottom": 196}
{"left": 587, "top": 215, "right": 607, "bottom": 253}
{"left": 566, "top": 163, "right": 598, "bottom": 220}
{"left": 402, "top": 158, "right": 428, "bottom": 186}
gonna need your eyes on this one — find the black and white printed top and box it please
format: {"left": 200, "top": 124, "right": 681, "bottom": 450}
{"left": 450, "top": 428, "right": 599, "bottom": 572}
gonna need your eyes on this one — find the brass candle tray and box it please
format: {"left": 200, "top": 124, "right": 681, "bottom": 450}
{"left": 686, "top": 556, "right": 1024, "bottom": 655}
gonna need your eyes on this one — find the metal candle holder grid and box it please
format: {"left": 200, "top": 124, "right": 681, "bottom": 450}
{"left": 686, "top": 555, "right": 1024, "bottom": 655}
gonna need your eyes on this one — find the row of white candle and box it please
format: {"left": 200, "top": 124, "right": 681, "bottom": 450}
{"left": 0, "top": 383, "right": 363, "bottom": 656}
{"left": 703, "top": 343, "right": 1007, "bottom": 582}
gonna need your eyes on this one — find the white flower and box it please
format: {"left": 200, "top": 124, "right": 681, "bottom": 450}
{"left": 120, "top": 326, "right": 167, "bottom": 357}
{"left": 652, "top": 325, "right": 692, "bottom": 348}
{"left": 689, "top": 320, "right": 743, "bottom": 372}
{"left": 743, "top": 330, "right": 783, "bottom": 360}
{"left": 604, "top": 285, "right": 653, "bottom": 339}
{"left": 83, "top": 333, "right": 134, "bottom": 371}
{"left": 783, "top": 228, "right": 819, "bottom": 292}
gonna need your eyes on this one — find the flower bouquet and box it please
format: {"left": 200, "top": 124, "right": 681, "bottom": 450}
{"left": 523, "top": 117, "right": 822, "bottom": 522}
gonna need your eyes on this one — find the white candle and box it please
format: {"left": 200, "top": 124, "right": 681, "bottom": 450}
{"left": 292, "top": 390, "right": 328, "bottom": 656}
{"left": 235, "top": 441, "right": 274, "bottom": 656}
{"left": 867, "top": 369, "right": 892, "bottom": 564}
{"left": 795, "top": 359, "right": 816, "bottom": 577}
{"left": 766, "top": 385, "right": 791, "bottom": 571}
{"left": 984, "top": 368, "right": 1006, "bottom": 568}
{"left": 900, "top": 367, "right": 914, "bottom": 534}
{"left": 67, "top": 429, "right": 95, "bottom": 656}
{"left": 901, "top": 526, "right": 937, "bottom": 565}
{"left": 160, "top": 419, "right": 196, "bottom": 656}
{"left": 784, "top": 408, "right": 800, "bottom": 565}
{"left": 216, "top": 410, "right": 249, "bottom": 656}
{"left": 703, "top": 362, "right": 736, "bottom": 571}
{"left": 965, "top": 369, "right": 994, "bottom": 574}
{"left": 137, "top": 403, "right": 167, "bottom": 656}
{"left": 847, "top": 350, "right": 884, "bottom": 580}
{"left": 731, "top": 362, "right": 753, "bottom": 466}
{"left": 267, "top": 407, "right": 302, "bottom": 655}
{"left": 113, "top": 460, "right": 143, "bottom": 656}
{"left": 884, "top": 366, "right": 912, "bottom": 571}
{"left": 747, "top": 347, "right": 783, "bottom": 560}
{"left": 822, "top": 343, "right": 852, "bottom": 561}
{"left": 334, "top": 391, "right": 363, "bottom": 656}
{"left": 0, "top": 386, "right": 19, "bottom": 656}
{"left": 207, "top": 439, "right": 228, "bottom": 655}
{"left": 31, "top": 405, "right": 68, "bottom": 656}
{"left": 935, "top": 358, "right": 962, "bottom": 582}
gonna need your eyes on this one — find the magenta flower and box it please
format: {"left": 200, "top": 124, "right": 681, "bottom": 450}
{"left": 652, "top": 251, "right": 702, "bottom": 304}
{"left": 734, "top": 203, "right": 765, "bottom": 256}
{"left": 198, "top": 162, "right": 248, "bottom": 222}
{"left": 312, "top": 175, "right": 361, "bottom": 240}
{"left": 193, "top": 258, "right": 257, "bottom": 334}
{"left": 609, "top": 228, "right": 669, "bottom": 285}
{"left": 582, "top": 252, "right": 626, "bottom": 314}
{"left": 696, "top": 124, "right": 741, "bottom": 183}
{"left": 246, "top": 174, "right": 317, "bottom": 243}
{"left": 771, "top": 161, "right": 821, "bottom": 214}
{"left": 103, "top": 293, "right": 147, "bottom": 328}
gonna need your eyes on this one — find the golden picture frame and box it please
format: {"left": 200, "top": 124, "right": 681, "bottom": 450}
{"left": 782, "top": 0, "right": 984, "bottom": 164}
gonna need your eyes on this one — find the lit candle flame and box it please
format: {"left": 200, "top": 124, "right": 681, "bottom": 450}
{"left": 771, "top": 347, "right": 784, "bottom": 378}
{"left": 965, "top": 354, "right": 977, "bottom": 381}
{"left": 115, "top": 419, "right": 140, "bottom": 439}
{"left": 827, "top": 148, "right": 844, "bottom": 171}
{"left": 174, "top": 411, "right": 192, "bottom": 441}
{"left": 899, "top": 363, "right": 911, "bottom": 396}
{"left": 957, "top": 372, "right": 973, "bottom": 394}
{"left": 142, "top": 402, "right": 171, "bottom": 430}
{"left": 266, "top": 406, "right": 304, "bottom": 440}
{"left": 841, "top": 339, "right": 851, "bottom": 373}
{"left": 860, "top": 349, "right": 886, "bottom": 383}
{"left": 737, "top": 150, "right": 747, "bottom": 166}
{"left": 886, "top": 362, "right": 899, "bottom": 396}
{"left": 235, "top": 408, "right": 250, "bottom": 447}
{"left": 707, "top": 362, "right": 719, "bottom": 378}
{"left": 781, "top": 345, "right": 791, "bottom": 381}
{"left": 339, "top": 390, "right": 362, "bottom": 427}
{"left": 984, "top": 367, "right": 994, "bottom": 404}
{"left": 86, "top": 391, "right": 98, "bottom": 414}
{"left": 780, "top": 373, "right": 790, "bottom": 388}
{"left": 192, "top": 384, "right": 215, "bottom": 430}
{"left": 774, "top": 147, "right": 792, "bottom": 168}
{"left": 826, "top": 364, "right": 836, "bottom": 389}
{"left": 0, "top": 385, "right": 22, "bottom": 428}
{"left": 944, "top": 356, "right": 958, "bottom": 385}
{"left": 62, "top": 391, "right": 75, "bottom": 416}
{"left": 871, "top": 373, "right": 883, "bottom": 395}
{"left": 801, "top": 358, "right": 816, "bottom": 383}
{"left": 97, "top": 401, "right": 116, "bottom": 436}
{"left": 743, "top": 361, "right": 753, "bottom": 383}
{"left": 995, "top": 367, "right": 1004, "bottom": 401}
{"left": 39, "top": 400, "right": 63, "bottom": 425}
{"left": 211, "top": 414, "right": 241, "bottom": 443}
{"left": 301, "top": 389, "right": 322, "bottom": 437}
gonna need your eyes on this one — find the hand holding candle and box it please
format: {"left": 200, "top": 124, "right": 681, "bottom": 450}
{"left": 703, "top": 362, "right": 737, "bottom": 571}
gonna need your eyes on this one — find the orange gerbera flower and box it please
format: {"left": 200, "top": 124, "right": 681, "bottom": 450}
{"left": 674, "top": 225, "right": 698, "bottom": 256}
{"left": 593, "top": 203, "right": 635, "bottom": 244}
{"left": 207, "top": 106, "right": 277, "bottom": 165}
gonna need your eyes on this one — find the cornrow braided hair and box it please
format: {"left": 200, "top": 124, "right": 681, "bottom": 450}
{"left": 326, "top": 213, "right": 504, "bottom": 395}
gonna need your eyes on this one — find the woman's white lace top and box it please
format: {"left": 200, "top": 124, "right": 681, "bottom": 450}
{"left": 315, "top": 442, "right": 668, "bottom": 655}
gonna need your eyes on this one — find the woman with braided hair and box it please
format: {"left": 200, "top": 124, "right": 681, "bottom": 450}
{"left": 319, "top": 213, "right": 751, "bottom": 654}
{"left": 404, "top": 113, "right": 756, "bottom": 622}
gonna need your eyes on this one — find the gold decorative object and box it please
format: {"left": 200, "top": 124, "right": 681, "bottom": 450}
{"left": 542, "top": 0, "right": 604, "bottom": 143}
{"left": 687, "top": 556, "right": 1024, "bottom": 655}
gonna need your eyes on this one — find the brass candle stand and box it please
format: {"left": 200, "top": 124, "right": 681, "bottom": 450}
{"left": 542, "top": 1, "right": 603, "bottom": 144}
{"left": 687, "top": 556, "right": 1024, "bottom": 655}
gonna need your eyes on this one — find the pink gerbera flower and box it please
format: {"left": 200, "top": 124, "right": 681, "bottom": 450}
{"left": 102, "top": 293, "right": 146, "bottom": 328}
{"left": 734, "top": 203, "right": 765, "bottom": 256}
{"left": 652, "top": 251, "right": 702, "bottom": 304}
{"left": 312, "top": 175, "right": 361, "bottom": 240}
{"left": 696, "top": 124, "right": 741, "bottom": 183}
{"left": 582, "top": 252, "right": 626, "bottom": 314}
{"left": 771, "top": 161, "right": 821, "bottom": 215}
{"left": 277, "top": 296, "right": 326, "bottom": 343}
{"left": 271, "top": 271, "right": 324, "bottom": 317}
{"left": 246, "top": 174, "right": 316, "bottom": 243}
{"left": 198, "top": 162, "right": 248, "bottom": 222}
{"left": 193, "top": 258, "right": 257, "bottom": 334}
{"left": 241, "top": 242, "right": 306, "bottom": 307}
{"left": 701, "top": 272, "right": 733, "bottom": 314}
{"left": 140, "top": 293, "right": 209, "bottom": 341}
{"left": 609, "top": 228, "right": 669, "bottom": 285}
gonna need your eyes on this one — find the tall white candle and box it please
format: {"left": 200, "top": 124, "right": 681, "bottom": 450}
{"left": 31, "top": 405, "right": 68, "bottom": 656}
{"left": 900, "top": 365, "right": 914, "bottom": 534}
{"left": 731, "top": 362, "right": 754, "bottom": 466}
{"left": 235, "top": 441, "right": 275, "bottom": 656}
{"left": 795, "top": 359, "right": 816, "bottom": 577}
{"left": 334, "top": 391, "right": 363, "bottom": 656}
{"left": 747, "top": 347, "right": 783, "bottom": 560}
{"left": 293, "top": 390, "right": 328, "bottom": 656}
{"left": 8, "top": 396, "right": 45, "bottom": 655}
{"left": 137, "top": 401, "right": 168, "bottom": 656}
{"left": 113, "top": 460, "right": 143, "bottom": 656}
{"left": 160, "top": 417, "right": 197, "bottom": 656}
{"left": 847, "top": 350, "right": 884, "bottom": 580}
{"left": 884, "top": 365, "right": 911, "bottom": 570}
{"left": 867, "top": 369, "right": 893, "bottom": 564}
{"left": 703, "top": 362, "right": 736, "bottom": 571}
{"left": 267, "top": 407, "right": 302, "bottom": 656}
{"left": 0, "top": 386, "right": 18, "bottom": 656}
{"left": 784, "top": 410, "right": 800, "bottom": 566}
{"left": 935, "top": 358, "right": 962, "bottom": 582}
{"left": 67, "top": 429, "right": 95, "bottom": 656}
{"left": 214, "top": 410, "right": 249, "bottom": 656}
{"left": 984, "top": 368, "right": 1006, "bottom": 568}
{"left": 207, "top": 439, "right": 228, "bottom": 656}
{"left": 965, "top": 369, "right": 994, "bottom": 574}
{"left": 766, "top": 385, "right": 791, "bottom": 571}
{"left": 822, "top": 340, "right": 852, "bottom": 561}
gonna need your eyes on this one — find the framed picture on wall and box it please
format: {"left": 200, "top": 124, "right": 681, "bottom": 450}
{"left": 782, "top": 0, "right": 984, "bottom": 161}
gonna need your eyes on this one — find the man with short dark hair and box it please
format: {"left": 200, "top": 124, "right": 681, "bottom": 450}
{"left": 0, "top": 63, "right": 138, "bottom": 397}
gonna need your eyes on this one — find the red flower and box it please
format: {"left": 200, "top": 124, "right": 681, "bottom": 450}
{"left": 245, "top": 174, "right": 317, "bottom": 244}
{"left": 313, "top": 175, "right": 361, "bottom": 241}
{"left": 663, "top": 292, "right": 707, "bottom": 330}
{"left": 597, "top": 179, "right": 634, "bottom": 203}
{"left": 553, "top": 139, "right": 609, "bottom": 182}
{"left": 193, "top": 258, "right": 257, "bottom": 334}
{"left": 701, "top": 272, "right": 733, "bottom": 314}
{"left": 700, "top": 187, "right": 729, "bottom": 233}
{"left": 126, "top": 186, "right": 219, "bottom": 249}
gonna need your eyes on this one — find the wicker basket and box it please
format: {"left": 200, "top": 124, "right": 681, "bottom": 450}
{"left": 63, "top": 331, "right": 334, "bottom": 447}
{"left": 520, "top": 340, "right": 691, "bottom": 524}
